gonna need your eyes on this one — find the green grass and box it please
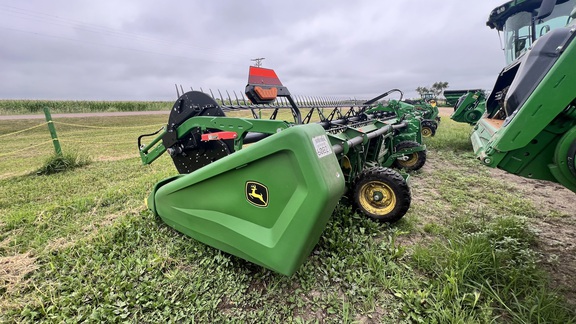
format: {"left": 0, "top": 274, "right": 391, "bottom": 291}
{"left": 35, "top": 152, "right": 92, "bottom": 175}
{"left": 0, "top": 115, "right": 574, "bottom": 322}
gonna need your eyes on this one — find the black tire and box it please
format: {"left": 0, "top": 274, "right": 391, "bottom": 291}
{"left": 465, "top": 110, "right": 480, "bottom": 123}
{"left": 421, "top": 120, "right": 437, "bottom": 137}
{"left": 353, "top": 167, "right": 411, "bottom": 222}
{"left": 392, "top": 141, "right": 427, "bottom": 171}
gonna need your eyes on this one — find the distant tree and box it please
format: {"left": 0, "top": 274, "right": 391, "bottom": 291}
{"left": 415, "top": 86, "right": 430, "bottom": 98}
{"left": 431, "top": 82, "right": 449, "bottom": 98}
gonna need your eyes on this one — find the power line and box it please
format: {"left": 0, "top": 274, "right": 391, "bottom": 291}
{"left": 251, "top": 58, "right": 265, "bottom": 67}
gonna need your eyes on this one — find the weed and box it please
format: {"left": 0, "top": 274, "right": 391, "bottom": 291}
{"left": 410, "top": 215, "right": 575, "bottom": 323}
{"left": 35, "top": 152, "right": 91, "bottom": 175}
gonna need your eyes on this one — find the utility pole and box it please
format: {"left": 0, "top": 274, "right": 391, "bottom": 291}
{"left": 251, "top": 57, "right": 265, "bottom": 67}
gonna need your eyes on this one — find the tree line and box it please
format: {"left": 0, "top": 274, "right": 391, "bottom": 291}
{"left": 416, "top": 82, "right": 449, "bottom": 98}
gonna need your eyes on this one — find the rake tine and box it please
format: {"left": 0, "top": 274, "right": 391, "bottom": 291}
{"left": 180, "top": 85, "right": 185, "bottom": 95}
{"left": 226, "top": 90, "right": 233, "bottom": 106}
{"left": 296, "top": 95, "right": 303, "bottom": 107}
{"left": 209, "top": 89, "right": 216, "bottom": 100}
{"left": 232, "top": 91, "right": 240, "bottom": 106}
{"left": 175, "top": 84, "right": 180, "bottom": 97}
{"left": 241, "top": 92, "right": 248, "bottom": 105}
{"left": 217, "top": 89, "right": 225, "bottom": 105}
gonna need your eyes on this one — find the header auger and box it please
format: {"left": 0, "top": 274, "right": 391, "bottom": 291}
{"left": 138, "top": 66, "right": 427, "bottom": 275}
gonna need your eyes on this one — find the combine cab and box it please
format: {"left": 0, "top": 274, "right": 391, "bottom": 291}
{"left": 471, "top": 0, "right": 576, "bottom": 193}
{"left": 138, "top": 67, "right": 427, "bottom": 275}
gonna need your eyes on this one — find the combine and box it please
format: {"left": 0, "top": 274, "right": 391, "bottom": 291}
{"left": 445, "top": 89, "right": 484, "bottom": 107}
{"left": 470, "top": 0, "right": 576, "bottom": 192}
{"left": 138, "top": 67, "right": 427, "bottom": 275}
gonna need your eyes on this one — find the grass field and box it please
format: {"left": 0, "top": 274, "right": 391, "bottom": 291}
{"left": 0, "top": 114, "right": 575, "bottom": 323}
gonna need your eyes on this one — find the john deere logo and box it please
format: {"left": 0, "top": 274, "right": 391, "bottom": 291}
{"left": 246, "top": 181, "right": 268, "bottom": 207}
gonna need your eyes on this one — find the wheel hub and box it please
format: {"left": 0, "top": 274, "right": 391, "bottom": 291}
{"left": 359, "top": 181, "right": 396, "bottom": 215}
{"left": 422, "top": 127, "right": 432, "bottom": 137}
{"left": 398, "top": 153, "right": 418, "bottom": 167}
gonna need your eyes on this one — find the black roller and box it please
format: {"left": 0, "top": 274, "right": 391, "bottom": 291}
{"left": 168, "top": 91, "right": 225, "bottom": 128}
{"left": 162, "top": 91, "right": 231, "bottom": 174}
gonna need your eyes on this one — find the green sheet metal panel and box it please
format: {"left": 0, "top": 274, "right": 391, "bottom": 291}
{"left": 148, "top": 124, "right": 345, "bottom": 275}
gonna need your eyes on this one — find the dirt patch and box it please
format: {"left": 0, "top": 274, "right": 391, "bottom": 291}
{"left": 438, "top": 107, "right": 454, "bottom": 118}
{"left": 489, "top": 169, "right": 576, "bottom": 217}
{"left": 0, "top": 252, "right": 37, "bottom": 296}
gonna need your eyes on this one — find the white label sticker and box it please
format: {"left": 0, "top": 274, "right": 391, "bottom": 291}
{"left": 312, "top": 135, "right": 332, "bottom": 158}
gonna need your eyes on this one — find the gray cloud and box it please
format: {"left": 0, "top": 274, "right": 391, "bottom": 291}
{"left": 0, "top": 0, "right": 506, "bottom": 101}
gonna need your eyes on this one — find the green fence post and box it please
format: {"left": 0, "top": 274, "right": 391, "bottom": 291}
{"left": 43, "top": 107, "right": 62, "bottom": 156}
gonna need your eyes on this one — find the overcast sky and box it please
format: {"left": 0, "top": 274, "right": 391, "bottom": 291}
{"left": 1, "top": 0, "right": 509, "bottom": 101}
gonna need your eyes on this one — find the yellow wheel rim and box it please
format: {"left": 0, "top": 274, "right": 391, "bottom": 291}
{"left": 422, "top": 127, "right": 433, "bottom": 137}
{"left": 358, "top": 181, "right": 396, "bottom": 215}
{"left": 398, "top": 153, "right": 418, "bottom": 168}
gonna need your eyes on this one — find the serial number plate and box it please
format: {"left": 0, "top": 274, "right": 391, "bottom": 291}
{"left": 312, "top": 135, "right": 332, "bottom": 158}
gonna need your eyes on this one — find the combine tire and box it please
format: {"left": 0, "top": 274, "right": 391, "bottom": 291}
{"left": 551, "top": 126, "right": 576, "bottom": 191}
{"left": 353, "top": 167, "right": 411, "bottom": 222}
{"left": 393, "top": 141, "right": 426, "bottom": 171}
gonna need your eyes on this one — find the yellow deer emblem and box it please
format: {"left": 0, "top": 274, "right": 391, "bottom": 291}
{"left": 246, "top": 182, "right": 268, "bottom": 207}
{"left": 249, "top": 185, "right": 266, "bottom": 204}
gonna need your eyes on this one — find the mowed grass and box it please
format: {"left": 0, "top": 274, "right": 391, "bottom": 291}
{"left": 0, "top": 114, "right": 575, "bottom": 323}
